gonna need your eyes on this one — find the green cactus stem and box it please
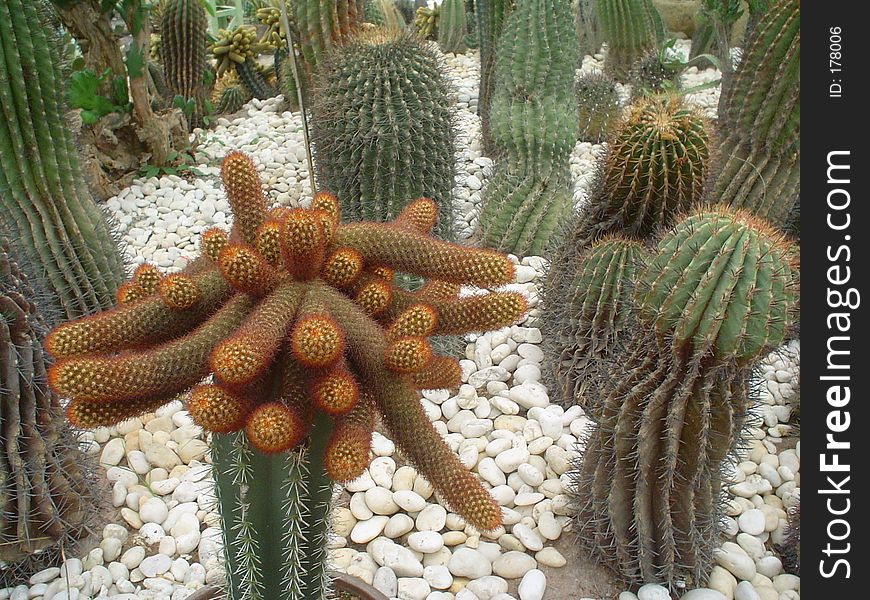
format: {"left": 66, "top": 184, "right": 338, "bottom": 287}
{"left": 475, "top": 0, "right": 513, "bottom": 155}
{"left": 597, "top": 0, "right": 664, "bottom": 78}
{"left": 439, "top": 0, "right": 468, "bottom": 53}
{"left": 161, "top": 0, "right": 208, "bottom": 129}
{"left": 575, "top": 71, "right": 622, "bottom": 142}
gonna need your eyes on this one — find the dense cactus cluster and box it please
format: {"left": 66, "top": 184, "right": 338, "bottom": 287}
{"left": 706, "top": 0, "right": 800, "bottom": 227}
{"left": 597, "top": 0, "right": 664, "bottom": 77}
{"left": 575, "top": 71, "right": 622, "bottom": 142}
{"left": 439, "top": 0, "right": 468, "bottom": 53}
{"left": 160, "top": 0, "right": 208, "bottom": 129}
{"left": 0, "top": 0, "right": 125, "bottom": 320}
{"left": 569, "top": 209, "right": 798, "bottom": 590}
{"left": 0, "top": 242, "right": 101, "bottom": 586}
{"left": 311, "top": 31, "right": 457, "bottom": 239}
{"left": 477, "top": 0, "right": 580, "bottom": 257}
{"left": 46, "top": 150, "right": 527, "bottom": 536}
{"left": 211, "top": 26, "right": 275, "bottom": 99}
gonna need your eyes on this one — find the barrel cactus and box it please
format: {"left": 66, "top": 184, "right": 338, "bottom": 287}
{"left": 597, "top": 0, "right": 665, "bottom": 78}
{"left": 0, "top": 0, "right": 125, "bottom": 321}
{"left": 45, "top": 150, "right": 527, "bottom": 598}
{"left": 160, "top": 0, "right": 208, "bottom": 129}
{"left": 0, "top": 241, "right": 101, "bottom": 586}
{"left": 311, "top": 31, "right": 457, "bottom": 239}
{"left": 706, "top": 0, "right": 800, "bottom": 227}
{"left": 576, "top": 71, "right": 622, "bottom": 142}
{"left": 477, "top": 0, "right": 580, "bottom": 257}
{"left": 569, "top": 208, "right": 798, "bottom": 590}
{"left": 212, "top": 72, "right": 252, "bottom": 115}
{"left": 439, "top": 0, "right": 468, "bottom": 53}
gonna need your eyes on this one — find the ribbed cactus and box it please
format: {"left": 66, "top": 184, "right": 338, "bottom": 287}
{"left": 0, "top": 0, "right": 125, "bottom": 321}
{"left": 597, "top": 0, "right": 664, "bottom": 77}
{"left": 576, "top": 0, "right": 604, "bottom": 56}
{"left": 311, "top": 31, "right": 457, "bottom": 239}
{"left": 575, "top": 71, "right": 622, "bottom": 142}
{"left": 46, "top": 151, "right": 527, "bottom": 597}
{"left": 0, "top": 241, "right": 101, "bottom": 586}
{"left": 294, "top": 0, "right": 362, "bottom": 73}
{"left": 161, "top": 0, "right": 208, "bottom": 129}
{"left": 212, "top": 72, "right": 252, "bottom": 115}
{"left": 569, "top": 208, "right": 798, "bottom": 590}
{"left": 542, "top": 236, "right": 645, "bottom": 411}
{"left": 475, "top": 0, "right": 513, "bottom": 154}
{"left": 439, "top": 0, "right": 468, "bottom": 53}
{"left": 477, "top": 0, "right": 580, "bottom": 257}
{"left": 780, "top": 500, "right": 800, "bottom": 575}
{"left": 705, "top": 0, "right": 800, "bottom": 227}
{"left": 570, "top": 94, "right": 710, "bottom": 249}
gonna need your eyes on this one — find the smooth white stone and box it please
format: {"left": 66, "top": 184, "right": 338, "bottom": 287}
{"left": 737, "top": 509, "right": 766, "bottom": 536}
{"left": 492, "top": 551, "right": 536, "bottom": 579}
{"left": 467, "top": 575, "right": 509, "bottom": 599}
{"left": 100, "top": 439, "right": 125, "bottom": 466}
{"left": 494, "top": 448, "right": 530, "bottom": 473}
{"left": 735, "top": 581, "right": 762, "bottom": 600}
{"left": 382, "top": 543, "right": 425, "bottom": 577}
{"left": 518, "top": 569, "right": 546, "bottom": 600}
{"left": 138, "top": 554, "right": 172, "bottom": 578}
{"left": 365, "top": 486, "right": 400, "bottom": 515}
{"left": 447, "top": 548, "right": 492, "bottom": 579}
{"left": 139, "top": 498, "right": 169, "bottom": 525}
{"left": 393, "top": 490, "right": 428, "bottom": 512}
{"left": 423, "top": 564, "right": 453, "bottom": 590}
{"left": 637, "top": 583, "right": 671, "bottom": 600}
{"left": 416, "top": 504, "right": 448, "bottom": 532}
{"left": 373, "top": 567, "right": 398, "bottom": 597}
{"left": 535, "top": 547, "right": 566, "bottom": 568}
{"left": 369, "top": 457, "right": 397, "bottom": 488}
{"left": 397, "top": 577, "right": 431, "bottom": 600}
{"left": 511, "top": 524, "right": 543, "bottom": 551}
{"left": 384, "top": 514, "right": 416, "bottom": 539}
{"left": 351, "top": 516, "right": 390, "bottom": 544}
{"left": 681, "top": 590, "right": 729, "bottom": 600}
{"left": 408, "top": 531, "right": 444, "bottom": 554}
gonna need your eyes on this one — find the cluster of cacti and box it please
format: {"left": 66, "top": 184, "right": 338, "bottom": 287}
{"left": 45, "top": 150, "right": 527, "bottom": 595}
{"left": 597, "top": 0, "right": 665, "bottom": 77}
{"left": 568, "top": 209, "right": 798, "bottom": 590}
{"left": 629, "top": 49, "right": 682, "bottom": 98}
{"left": 0, "top": 241, "right": 101, "bottom": 586}
{"left": 575, "top": 0, "right": 604, "bottom": 56}
{"left": 541, "top": 94, "right": 709, "bottom": 407}
{"left": 160, "top": 0, "right": 208, "bottom": 129}
{"left": 366, "top": 0, "right": 407, "bottom": 31}
{"left": 439, "top": 0, "right": 468, "bottom": 53}
{"left": 212, "top": 72, "right": 253, "bottom": 115}
{"left": 575, "top": 71, "right": 622, "bottom": 142}
{"left": 477, "top": 0, "right": 580, "bottom": 257}
{"left": 211, "top": 26, "right": 276, "bottom": 99}
{"left": 294, "top": 0, "right": 362, "bottom": 73}
{"left": 475, "top": 0, "right": 512, "bottom": 154}
{"left": 256, "top": 1, "right": 293, "bottom": 48}
{"left": 311, "top": 31, "right": 457, "bottom": 240}
{"left": 0, "top": 0, "right": 125, "bottom": 320}
{"left": 705, "top": 0, "right": 800, "bottom": 228}
{"left": 414, "top": 3, "right": 440, "bottom": 38}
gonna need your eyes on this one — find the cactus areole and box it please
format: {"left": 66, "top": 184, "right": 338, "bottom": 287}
{"left": 46, "top": 151, "right": 528, "bottom": 533}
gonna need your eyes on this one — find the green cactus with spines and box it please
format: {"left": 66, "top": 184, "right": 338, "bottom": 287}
{"left": 213, "top": 72, "right": 252, "bottom": 115}
{"left": 161, "top": 0, "right": 208, "bottom": 129}
{"left": 310, "top": 31, "right": 457, "bottom": 240}
{"left": 45, "top": 151, "right": 528, "bottom": 598}
{"left": 0, "top": 240, "right": 102, "bottom": 586}
{"left": 575, "top": 70, "right": 622, "bottom": 142}
{"left": 597, "top": 0, "right": 665, "bottom": 78}
{"left": 477, "top": 0, "right": 580, "bottom": 257}
{"left": 0, "top": 0, "right": 125, "bottom": 321}
{"left": 475, "top": 0, "right": 513, "bottom": 154}
{"left": 705, "top": 0, "right": 799, "bottom": 227}
{"left": 629, "top": 49, "right": 682, "bottom": 98}
{"left": 576, "top": 0, "right": 604, "bottom": 56}
{"left": 570, "top": 94, "right": 711, "bottom": 249}
{"left": 542, "top": 236, "right": 646, "bottom": 412}
{"left": 439, "top": 0, "right": 468, "bottom": 53}
{"left": 569, "top": 208, "right": 798, "bottom": 590}
{"left": 294, "top": 0, "right": 362, "bottom": 73}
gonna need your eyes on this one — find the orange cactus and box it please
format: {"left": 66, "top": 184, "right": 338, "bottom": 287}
{"left": 44, "top": 151, "right": 528, "bottom": 532}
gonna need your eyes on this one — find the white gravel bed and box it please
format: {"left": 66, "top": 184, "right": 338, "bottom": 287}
{"left": 5, "top": 46, "right": 798, "bottom": 600}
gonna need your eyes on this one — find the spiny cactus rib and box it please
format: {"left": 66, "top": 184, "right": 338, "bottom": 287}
{"left": 47, "top": 155, "right": 527, "bottom": 542}
{"left": 221, "top": 151, "right": 269, "bottom": 243}
{"left": 411, "top": 355, "right": 462, "bottom": 390}
{"left": 597, "top": 0, "right": 663, "bottom": 78}
{"left": 576, "top": 71, "right": 622, "bottom": 143}
{"left": 161, "top": 0, "right": 208, "bottom": 130}
{"left": 295, "top": 0, "right": 361, "bottom": 71}
{"left": 438, "top": 0, "right": 467, "bottom": 54}
{"left": 323, "top": 392, "right": 376, "bottom": 481}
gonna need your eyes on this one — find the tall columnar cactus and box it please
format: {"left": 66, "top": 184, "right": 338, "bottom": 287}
{"left": 0, "top": 0, "right": 125, "bottom": 321}
{"left": 477, "top": 0, "right": 580, "bottom": 257}
{"left": 439, "top": 0, "right": 468, "bottom": 53}
{"left": 0, "top": 241, "right": 101, "bottom": 586}
{"left": 161, "top": 0, "right": 208, "bottom": 129}
{"left": 542, "top": 236, "right": 646, "bottom": 411}
{"left": 705, "top": 0, "right": 799, "bottom": 227}
{"left": 597, "top": 0, "right": 664, "bottom": 78}
{"left": 575, "top": 71, "right": 622, "bottom": 142}
{"left": 294, "top": 0, "right": 361, "bottom": 74}
{"left": 311, "top": 31, "right": 457, "bottom": 239}
{"left": 575, "top": 0, "right": 604, "bottom": 56}
{"left": 569, "top": 208, "right": 798, "bottom": 590}
{"left": 475, "top": 0, "right": 512, "bottom": 154}
{"left": 46, "top": 151, "right": 527, "bottom": 598}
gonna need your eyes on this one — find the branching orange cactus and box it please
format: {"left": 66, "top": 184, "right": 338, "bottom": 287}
{"left": 45, "top": 151, "right": 528, "bottom": 532}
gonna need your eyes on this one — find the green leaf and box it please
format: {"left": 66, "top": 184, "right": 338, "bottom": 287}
{"left": 111, "top": 75, "right": 130, "bottom": 106}
{"left": 200, "top": 0, "right": 217, "bottom": 18}
{"left": 81, "top": 110, "right": 99, "bottom": 125}
{"left": 126, "top": 44, "right": 145, "bottom": 78}
{"left": 67, "top": 69, "right": 117, "bottom": 116}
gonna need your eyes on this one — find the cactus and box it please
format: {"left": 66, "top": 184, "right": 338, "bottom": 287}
{"left": 575, "top": 71, "right": 622, "bottom": 142}
{"left": 542, "top": 236, "right": 646, "bottom": 411}
{"left": 597, "top": 0, "right": 664, "bottom": 78}
{"left": 705, "top": 0, "right": 800, "bottom": 227}
{"left": 160, "top": 0, "right": 208, "bottom": 129}
{"left": 414, "top": 3, "right": 440, "bottom": 38}
{"left": 46, "top": 151, "right": 527, "bottom": 596}
{"left": 477, "top": 0, "right": 580, "bottom": 257}
{"left": 211, "top": 25, "right": 276, "bottom": 99}
{"left": 213, "top": 72, "right": 252, "bottom": 115}
{"left": 576, "top": 0, "right": 604, "bottom": 56}
{"left": 0, "top": 240, "right": 101, "bottom": 586}
{"left": 311, "top": 31, "right": 457, "bottom": 239}
{"left": 476, "top": 0, "right": 512, "bottom": 154}
{"left": 629, "top": 49, "right": 682, "bottom": 98}
{"left": 294, "top": 0, "right": 362, "bottom": 73}
{"left": 439, "top": 0, "right": 468, "bottom": 53}
{"left": 569, "top": 208, "right": 798, "bottom": 590}
{"left": 0, "top": 0, "right": 125, "bottom": 321}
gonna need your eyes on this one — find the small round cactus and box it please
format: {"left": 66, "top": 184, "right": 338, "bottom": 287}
{"left": 575, "top": 71, "right": 622, "bottom": 143}
{"left": 212, "top": 72, "right": 251, "bottom": 115}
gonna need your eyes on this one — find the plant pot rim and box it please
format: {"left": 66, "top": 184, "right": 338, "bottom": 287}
{"left": 184, "top": 572, "right": 390, "bottom": 600}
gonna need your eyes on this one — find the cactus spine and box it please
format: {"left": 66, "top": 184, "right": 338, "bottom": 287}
{"left": 477, "top": 0, "right": 580, "bottom": 257}
{"left": 294, "top": 0, "right": 361, "bottom": 73}
{"left": 0, "top": 0, "right": 125, "bottom": 321}
{"left": 706, "top": 0, "right": 800, "bottom": 227}
{"left": 575, "top": 71, "right": 622, "bottom": 142}
{"left": 439, "top": 0, "right": 468, "bottom": 53}
{"left": 475, "top": 0, "right": 513, "bottom": 154}
{"left": 597, "top": 0, "right": 664, "bottom": 77}
{"left": 569, "top": 209, "right": 798, "bottom": 590}
{"left": 0, "top": 241, "right": 101, "bottom": 585}
{"left": 311, "top": 32, "right": 457, "bottom": 239}
{"left": 161, "top": 0, "right": 208, "bottom": 129}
